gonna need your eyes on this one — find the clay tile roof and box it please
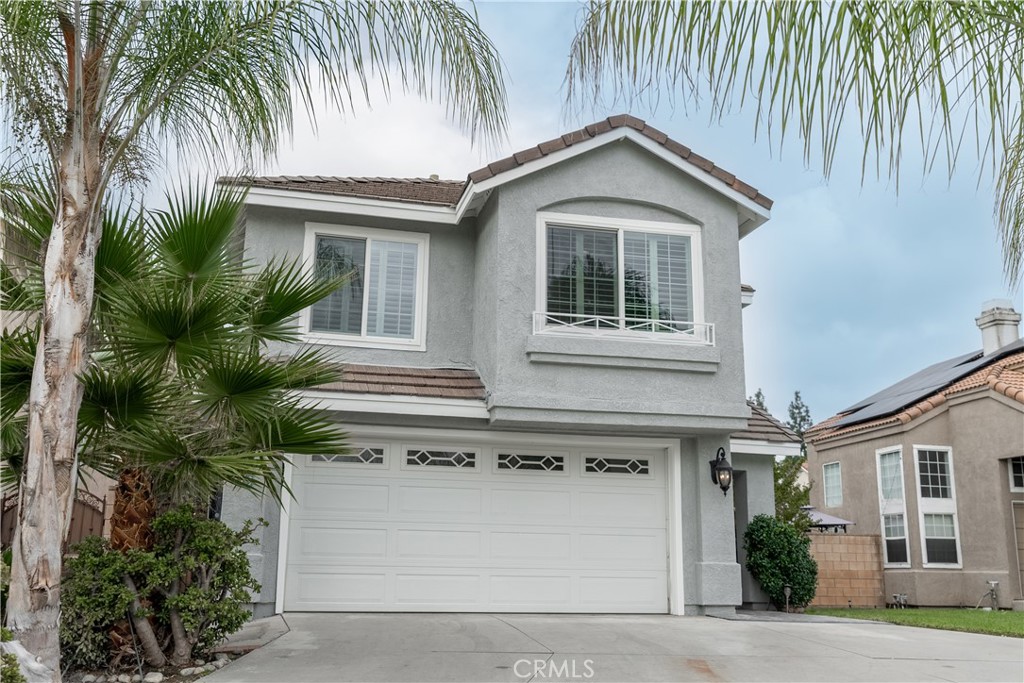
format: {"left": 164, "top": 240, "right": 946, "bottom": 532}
{"left": 221, "top": 175, "right": 465, "bottom": 207}
{"left": 317, "top": 364, "right": 486, "bottom": 401}
{"left": 808, "top": 350, "right": 1024, "bottom": 443}
{"left": 467, "top": 114, "right": 773, "bottom": 210}
{"left": 733, "top": 402, "right": 800, "bottom": 443}
{"left": 224, "top": 114, "right": 772, "bottom": 211}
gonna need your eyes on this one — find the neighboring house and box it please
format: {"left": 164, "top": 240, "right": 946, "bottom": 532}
{"left": 806, "top": 301, "right": 1024, "bottom": 608}
{"left": 219, "top": 114, "right": 784, "bottom": 617}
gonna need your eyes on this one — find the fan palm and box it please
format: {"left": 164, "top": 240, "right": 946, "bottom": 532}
{"left": 1, "top": 1, "right": 506, "bottom": 673}
{"left": 567, "top": 1, "right": 1024, "bottom": 282}
{"left": 1, "top": 180, "right": 349, "bottom": 667}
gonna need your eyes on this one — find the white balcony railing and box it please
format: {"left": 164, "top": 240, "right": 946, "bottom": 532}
{"left": 533, "top": 312, "right": 715, "bottom": 345}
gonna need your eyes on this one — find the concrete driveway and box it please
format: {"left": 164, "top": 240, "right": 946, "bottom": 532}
{"left": 205, "top": 613, "right": 1023, "bottom": 683}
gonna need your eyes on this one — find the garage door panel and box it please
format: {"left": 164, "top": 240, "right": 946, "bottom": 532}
{"left": 299, "top": 482, "right": 389, "bottom": 514}
{"left": 298, "top": 527, "right": 388, "bottom": 559}
{"left": 397, "top": 485, "right": 482, "bottom": 514}
{"left": 490, "top": 487, "right": 573, "bottom": 518}
{"left": 285, "top": 442, "right": 668, "bottom": 613}
{"left": 395, "top": 529, "right": 482, "bottom": 559}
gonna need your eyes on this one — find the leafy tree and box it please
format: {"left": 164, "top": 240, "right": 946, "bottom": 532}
{"left": 0, "top": 0, "right": 506, "bottom": 673}
{"left": 774, "top": 455, "right": 811, "bottom": 532}
{"left": 786, "top": 390, "right": 813, "bottom": 448}
{"left": 744, "top": 514, "right": 818, "bottom": 610}
{"left": 567, "top": 1, "right": 1024, "bottom": 282}
{"left": 749, "top": 388, "right": 767, "bottom": 411}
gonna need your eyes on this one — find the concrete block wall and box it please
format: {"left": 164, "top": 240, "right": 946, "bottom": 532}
{"left": 809, "top": 534, "right": 885, "bottom": 608}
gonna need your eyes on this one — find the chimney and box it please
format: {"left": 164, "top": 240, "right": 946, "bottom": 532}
{"left": 975, "top": 299, "right": 1021, "bottom": 355}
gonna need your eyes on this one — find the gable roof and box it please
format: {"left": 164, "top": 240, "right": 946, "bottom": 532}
{"left": 224, "top": 114, "right": 772, "bottom": 215}
{"left": 808, "top": 344, "right": 1024, "bottom": 443}
{"left": 732, "top": 402, "right": 799, "bottom": 444}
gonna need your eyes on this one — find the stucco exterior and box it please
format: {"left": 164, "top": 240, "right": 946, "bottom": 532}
{"left": 221, "top": 126, "right": 779, "bottom": 616}
{"left": 808, "top": 389, "right": 1024, "bottom": 608}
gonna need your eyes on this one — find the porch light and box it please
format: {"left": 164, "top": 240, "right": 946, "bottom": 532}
{"left": 709, "top": 447, "right": 733, "bottom": 495}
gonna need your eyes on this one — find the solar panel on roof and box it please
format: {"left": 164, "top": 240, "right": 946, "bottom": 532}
{"left": 830, "top": 338, "right": 1024, "bottom": 429}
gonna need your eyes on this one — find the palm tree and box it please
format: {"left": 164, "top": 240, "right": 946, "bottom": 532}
{"left": 567, "top": 1, "right": 1024, "bottom": 281}
{"left": 0, "top": 1, "right": 506, "bottom": 673}
{"left": 2, "top": 180, "right": 350, "bottom": 668}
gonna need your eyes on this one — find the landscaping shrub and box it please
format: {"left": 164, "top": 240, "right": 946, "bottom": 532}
{"left": 743, "top": 514, "right": 817, "bottom": 609}
{"left": 60, "top": 509, "right": 263, "bottom": 671}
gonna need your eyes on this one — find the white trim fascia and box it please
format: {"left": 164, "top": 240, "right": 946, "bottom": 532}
{"left": 666, "top": 440, "right": 685, "bottom": 615}
{"left": 463, "top": 129, "right": 771, "bottom": 227}
{"left": 246, "top": 186, "right": 459, "bottom": 224}
{"left": 729, "top": 438, "right": 801, "bottom": 457}
{"left": 274, "top": 457, "right": 293, "bottom": 615}
{"left": 300, "top": 389, "right": 490, "bottom": 420}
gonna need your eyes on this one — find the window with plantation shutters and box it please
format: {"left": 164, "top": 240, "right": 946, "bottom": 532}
{"left": 304, "top": 224, "right": 428, "bottom": 349}
{"left": 537, "top": 214, "right": 706, "bottom": 342}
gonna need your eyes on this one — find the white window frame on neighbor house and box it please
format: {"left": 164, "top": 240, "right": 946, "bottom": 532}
{"left": 1008, "top": 456, "right": 1024, "bottom": 492}
{"left": 822, "top": 461, "right": 843, "bottom": 507}
{"left": 875, "top": 446, "right": 910, "bottom": 568}
{"left": 301, "top": 222, "right": 429, "bottom": 351}
{"left": 533, "top": 212, "right": 709, "bottom": 344}
{"left": 913, "top": 445, "right": 962, "bottom": 568}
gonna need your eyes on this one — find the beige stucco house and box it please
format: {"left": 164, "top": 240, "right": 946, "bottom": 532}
{"left": 806, "top": 301, "right": 1024, "bottom": 609}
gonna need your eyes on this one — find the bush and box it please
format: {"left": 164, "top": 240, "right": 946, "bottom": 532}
{"left": 60, "top": 509, "right": 263, "bottom": 671}
{"left": 743, "top": 514, "right": 817, "bottom": 609}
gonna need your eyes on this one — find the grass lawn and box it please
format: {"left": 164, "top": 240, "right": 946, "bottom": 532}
{"left": 807, "top": 608, "right": 1024, "bottom": 638}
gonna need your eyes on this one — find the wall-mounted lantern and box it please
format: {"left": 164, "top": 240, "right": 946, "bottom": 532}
{"left": 709, "top": 447, "right": 733, "bottom": 496}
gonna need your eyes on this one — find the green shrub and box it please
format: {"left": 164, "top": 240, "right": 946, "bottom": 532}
{"left": 743, "top": 514, "right": 817, "bottom": 609}
{"left": 60, "top": 509, "right": 263, "bottom": 670}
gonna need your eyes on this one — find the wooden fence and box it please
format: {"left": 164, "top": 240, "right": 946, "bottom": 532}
{"left": 1, "top": 489, "right": 107, "bottom": 550}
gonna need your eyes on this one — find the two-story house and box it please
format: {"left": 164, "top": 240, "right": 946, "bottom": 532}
{"left": 219, "top": 115, "right": 784, "bottom": 617}
{"left": 806, "top": 301, "right": 1024, "bottom": 609}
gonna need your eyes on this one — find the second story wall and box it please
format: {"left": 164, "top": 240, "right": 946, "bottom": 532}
{"left": 472, "top": 140, "right": 749, "bottom": 434}
{"left": 243, "top": 204, "right": 478, "bottom": 369}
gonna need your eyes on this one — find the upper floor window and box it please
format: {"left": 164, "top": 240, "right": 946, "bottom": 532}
{"left": 535, "top": 213, "right": 709, "bottom": 344}
{"left": 914, "top": 446, "right": 961, "bottom": 567}
{"left": 876, "top": 448, "right": 909, "bottom": 566}
{"left": 822, "top": 462, "right": 842, "bottom": 507}
{"left": 1009, "top": 456, "right": 1024, "bottom": 492}
{"left": 303, "top": 223, "right": 428, "bottom": 350}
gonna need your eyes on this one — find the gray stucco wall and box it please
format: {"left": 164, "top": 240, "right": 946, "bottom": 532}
{"left": 475, "top": 141, "right": 749, "bottom": 435}
{"left": 732, "top": 452, "right": 776, "bottom": 607}
{"left": 808, "top": 392, "right": 1024, "bottom": 607}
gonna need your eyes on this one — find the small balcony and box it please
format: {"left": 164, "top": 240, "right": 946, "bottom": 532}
{"left": 532, "top": 311, "right": 715, "bottom": 346}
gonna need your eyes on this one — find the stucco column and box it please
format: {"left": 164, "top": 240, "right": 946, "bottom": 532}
{"left": 689, "top": 436, "right": 742, "bottom": 615}
{"left": 219, "top": 486, "right": 281, "bottom": 617}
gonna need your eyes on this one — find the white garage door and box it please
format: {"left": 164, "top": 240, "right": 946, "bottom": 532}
{"left": 284, "top": 437, "right": 669, "bottom": 612}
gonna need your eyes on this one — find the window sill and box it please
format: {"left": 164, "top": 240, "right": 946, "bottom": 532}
{"left": 302, "top": 332, "right": 426, "bottom": 352}
{"left": 921, "top": 563, "right": 963, "bottom": 569}
{"left": 525, "top": 333, "right": 720, "bottom": 373}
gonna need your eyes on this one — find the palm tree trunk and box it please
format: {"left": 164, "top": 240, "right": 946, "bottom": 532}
{"left": 109, "top": 468, "right": 156, "bottom": 552}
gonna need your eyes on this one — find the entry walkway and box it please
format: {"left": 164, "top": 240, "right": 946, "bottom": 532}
{"left": 205, "top": 612, "right": 1024, "bottom": 682}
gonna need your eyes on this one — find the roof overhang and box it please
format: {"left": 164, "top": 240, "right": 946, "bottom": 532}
{"left": 730, "top": 438, "right": 802, "bottom": 457}
{"left": 242, "top": 128, "right": 772, "bottom": 234}
{"left": 300, "top": 390, "right": 489, "bottom": 420}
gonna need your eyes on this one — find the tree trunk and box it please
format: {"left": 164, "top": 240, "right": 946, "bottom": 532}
{"left": 122, "top": 576, "right": 166, "bottom": 669}
{"left": 109, "top": 468, "right": 156, "bottom": 552}
{"left": 167, "top": 611, "right": 192, "bottom": 667}
{"left": 4, "top": 4, "right": 102, "bottom": 671}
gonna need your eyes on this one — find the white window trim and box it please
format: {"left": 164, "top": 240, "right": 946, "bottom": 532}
{"left": 1008, "top": 456, "right": 1024, "bottom": 493}
{"left": 875, "top": 446, "right": 910, "bottom": 568}
{"left": 912, "top": 445, "right": 963, "bottom": 569}
{"left": 822, "top": 461, "right": 843, "bottom": 508}
{"left": 534, "top": 212, "right": 707, "bottom": 344}
{"left": 301, "top": 222, "right": 429, "bottom": 351}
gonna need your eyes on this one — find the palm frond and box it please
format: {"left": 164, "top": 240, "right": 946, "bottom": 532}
{"left": 245, "top": 257, "right": 351, "bottom": 343}
{"left": 1, "top": 414, "right": 26, "bottom": 491}
{"left": 248, "top": 399, "right": 348, "bottom": 456}
{"left": 77, "top": 363, "right": 171, "bottom": 447}
{"left": 0, "top": 328, "right": 36, "bottom": 423}
{"left": 567, "top": 0, "right": 1024, "bottom": 281}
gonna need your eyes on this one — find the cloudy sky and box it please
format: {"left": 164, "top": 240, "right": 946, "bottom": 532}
{"left": 244, "top": 1, "right": 1019, "bottom": 424}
